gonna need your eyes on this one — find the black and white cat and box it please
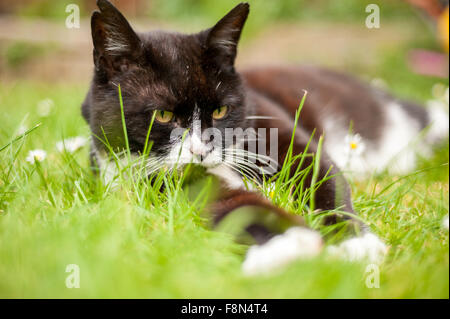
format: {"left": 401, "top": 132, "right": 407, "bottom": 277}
{"left": 82, "top": 1, "right": 448, "bottom": 275}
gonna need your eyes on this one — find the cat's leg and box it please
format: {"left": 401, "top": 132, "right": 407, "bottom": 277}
{"left": 248, "top": 90, "right": 358, "bottom": 225}
{"left": 220, "top": 97, "right": 388, "bottom": 272}
{"left": 288, "top": 134, "right": 387, "bottom": 262}
{"left": 275, "top": 129, "right": 388, "bottom": 264}
{"left": 209, "top": 189, "right": 323, "bottom": 275}
{"left": 210, "top": 187, "right": 385, "bottom": 274}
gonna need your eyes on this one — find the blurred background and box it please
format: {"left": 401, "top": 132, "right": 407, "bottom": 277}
{"left": 0, "top": 0, "right": 448, "bottom": 96}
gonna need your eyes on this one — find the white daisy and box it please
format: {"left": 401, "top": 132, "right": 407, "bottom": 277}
{"left": 26, "top": 149, "right": 47, "bottom": 164}
{"left": 263, "top": 182, "right": 276, "bottom": 199}
{"left": 37, "top": 98, "right": 54, "bottom": 117}
{"left": 344, "top": 133, "right": 366, "bottom": 157}
{"left": 56, "top": 136, "right": 87, "bottom": 153}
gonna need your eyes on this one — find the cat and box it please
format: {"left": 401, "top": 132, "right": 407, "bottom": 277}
{"left": 82, "top": 0, "right": 448, "bottom": 275}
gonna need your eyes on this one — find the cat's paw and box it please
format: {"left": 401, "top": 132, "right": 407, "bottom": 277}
{"left": 327, "top": 233, "right": 388, "bottom": 264}
{"left": 242, "top": 227, "right": 323, "bottom": 276}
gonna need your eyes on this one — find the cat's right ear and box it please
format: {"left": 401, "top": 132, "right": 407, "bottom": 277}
{"left": 91, "top": 0, "right": 144, "bottom": 77}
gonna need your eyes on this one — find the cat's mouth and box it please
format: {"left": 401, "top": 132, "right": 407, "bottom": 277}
{"left": 171, "top": 149, "right": 224, "bottom": 169}
{"left": 160, "top": 145, "right": 278, "bottom": 179}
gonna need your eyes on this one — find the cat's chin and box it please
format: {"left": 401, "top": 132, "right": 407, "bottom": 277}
{"left": 199, "top": 160, "right": 223, "bottom": 169}
{"left": 167, "top": 160, "right": 222, "bottom": 171}
{"left": 192, "top": 161, "right": 223, "bottom": 169}
{"left": 195, "top": 154, "right": 224, "bottom": 169}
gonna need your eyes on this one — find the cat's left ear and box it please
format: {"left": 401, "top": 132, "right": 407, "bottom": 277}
{"left": 91, "top": 0, "right": 144, "bottom": 76}
{"left": 204, "top": 2, "right": 249, "bottom": 71}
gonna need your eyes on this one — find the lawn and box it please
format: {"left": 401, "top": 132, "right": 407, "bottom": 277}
{"left": 0, "top": 72, "right": 448, "bottom": 299}
{"left": 0, "top": 0, "right": 448, "bottom": 299}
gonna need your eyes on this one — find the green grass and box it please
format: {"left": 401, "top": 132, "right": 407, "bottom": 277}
{"left": 1, "top": 10, "right": 449, "bottom": 294}
{"left": 0, "top": 73, "right": 448, "bottom": 298}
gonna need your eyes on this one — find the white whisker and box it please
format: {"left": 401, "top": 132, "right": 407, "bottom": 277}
{"left": 245, "top": 116, "right": 279, "bottom": 120}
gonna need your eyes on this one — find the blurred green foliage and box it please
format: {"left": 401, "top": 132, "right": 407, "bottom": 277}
{"left": 148, "top": 0, "right": 417, "bottom": 24}
{"left": 16, "top": 0, "right": 84, "bottom": 19}
{"left": 3, "top": 41, "right": 50, "bottom": 69}
{"left": 12, "top": 0, "right": 425, "bottom": 42}
{"left": 15, "top": 0, "right": 418, "bottom": 23}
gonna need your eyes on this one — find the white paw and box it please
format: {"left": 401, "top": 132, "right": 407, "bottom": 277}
{"left": 327, "top": 233, "right": 388, "bottom": 264}
{"left": 242, "top": 227, "right": 323, "bottom": 276}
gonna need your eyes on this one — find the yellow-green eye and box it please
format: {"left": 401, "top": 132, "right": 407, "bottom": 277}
{"left": 155, "top": 110, "right": 174, "bottom": 123}
{"left": 212, "top": 106, "right": 228, "bottom": 120}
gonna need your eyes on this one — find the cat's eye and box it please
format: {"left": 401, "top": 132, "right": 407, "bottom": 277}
{"left": 155, "top": 110, "right": 174, "bottom": 123}
{"left": 212, "top": 106, "right": 228, "bottom": 120}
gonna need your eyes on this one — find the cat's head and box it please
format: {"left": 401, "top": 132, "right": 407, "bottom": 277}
{"left": 84, "top": 0, "right": 250, "bottom": 170}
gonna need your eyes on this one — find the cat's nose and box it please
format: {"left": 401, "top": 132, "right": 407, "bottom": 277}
{"left": 189, "top": 134, "right": 211, "bottom": 160}
{"left": 189, "top": 144, "right": 208, "bottom": 158}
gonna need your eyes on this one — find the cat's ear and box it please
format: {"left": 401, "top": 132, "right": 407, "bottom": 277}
{"left": 204, "top": 3, "right": 249, "bottom": 71}
{"left": 91, "top": 0, "right": 143, "bottom": 76}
